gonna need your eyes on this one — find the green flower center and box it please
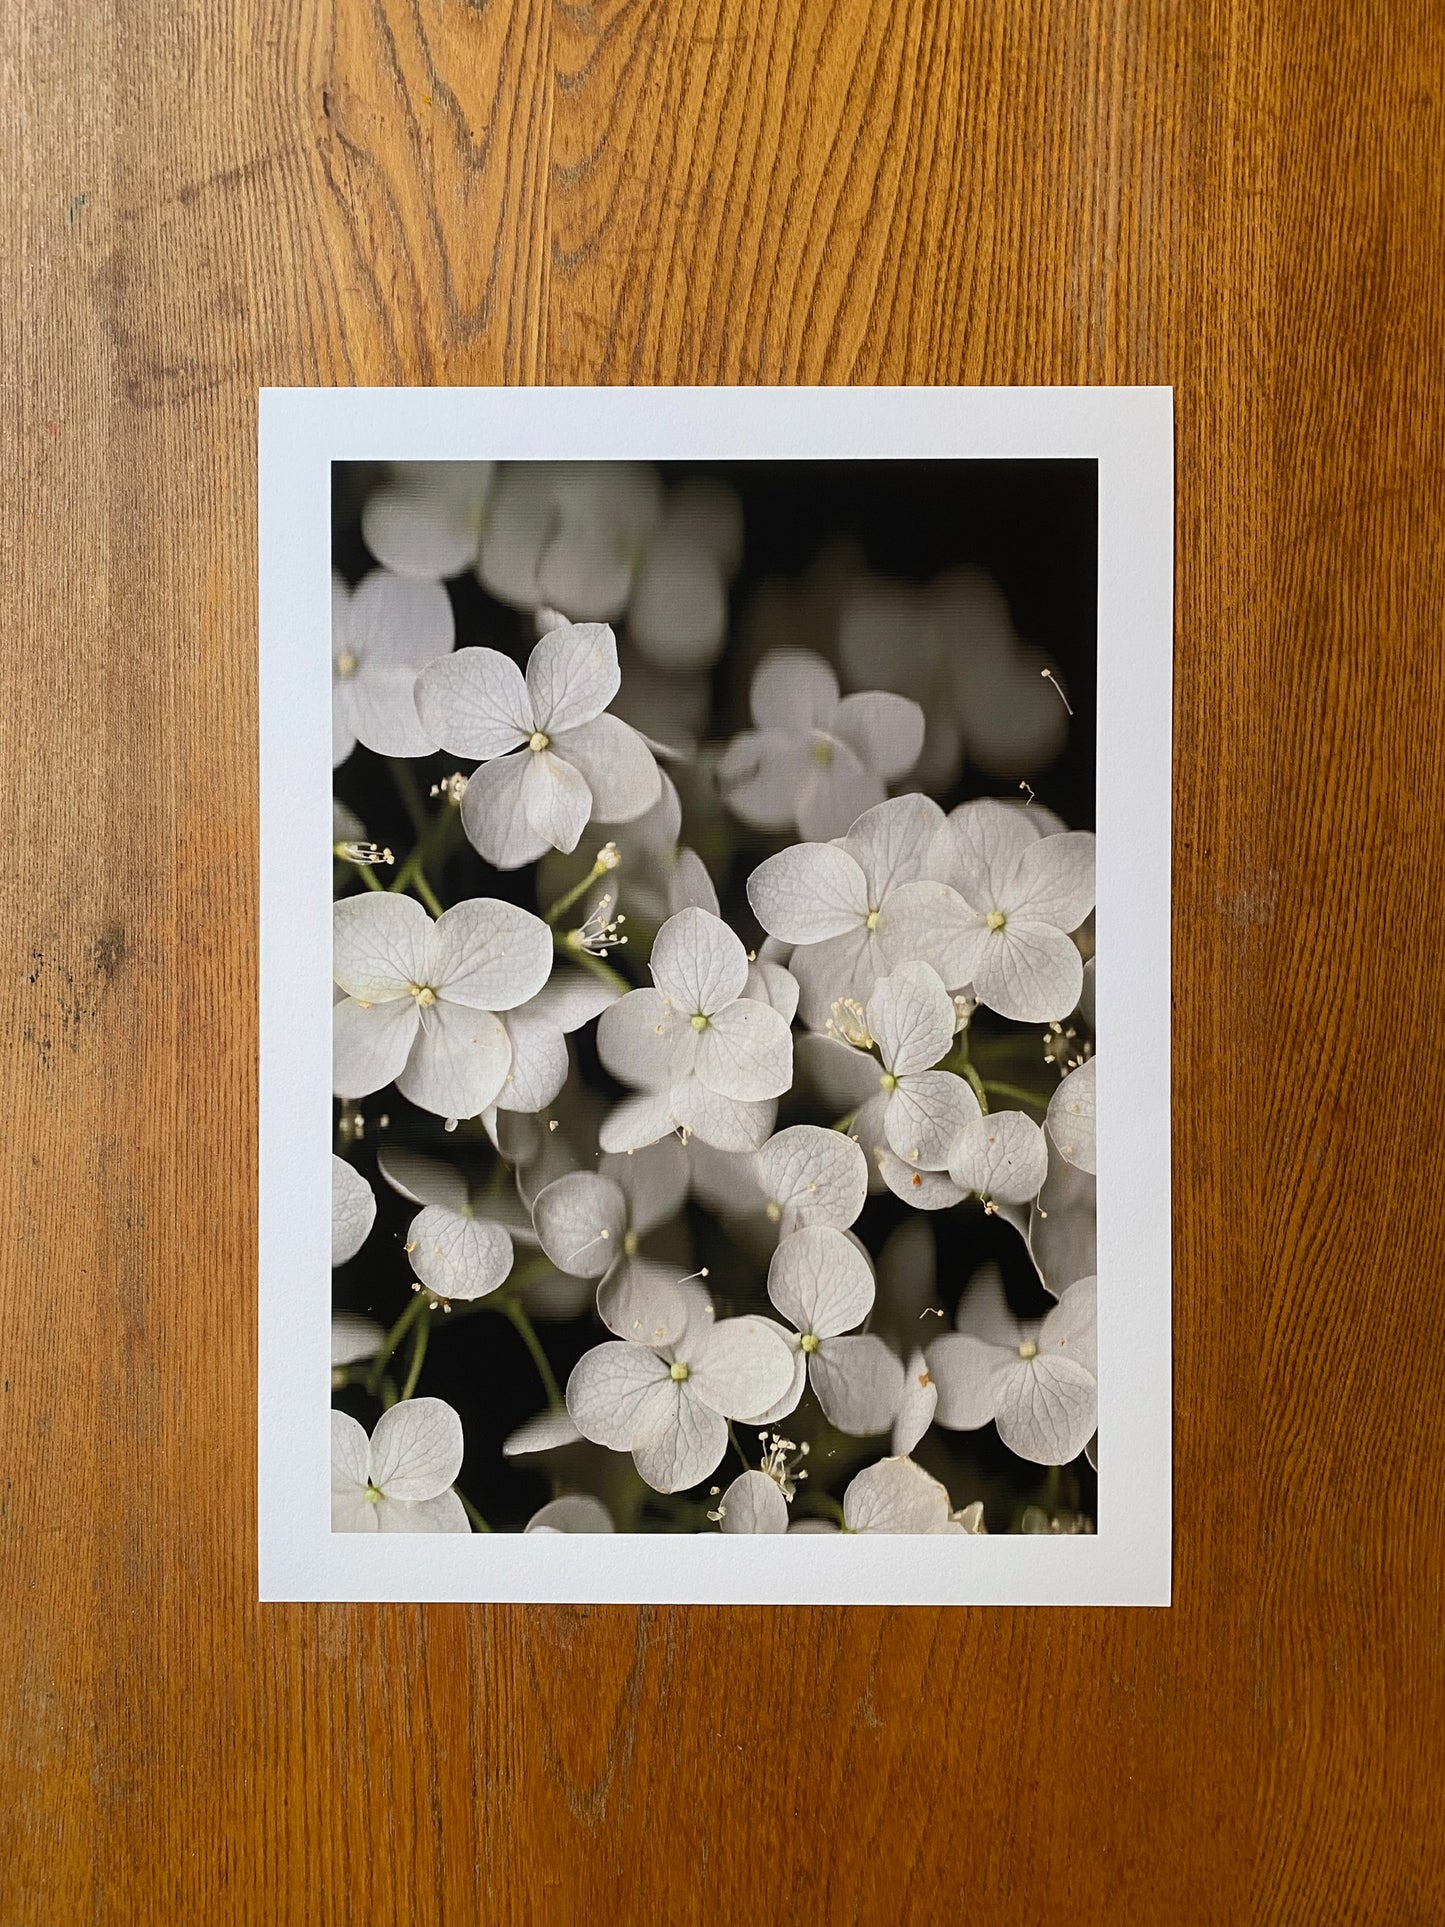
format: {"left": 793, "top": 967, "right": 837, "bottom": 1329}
{"left": 690, "top": 1013, "right": 709, "bottom": 1032}
{"left": 669, "top": 1361, "right": 690, "bottom": 1382}
{"left": 1018, "top": 1339, "right": 1038, "bottom": 1361}
{"left": 811, "top": 738, "right": 834, "bottom": 768}
{"left": 410, "top": 984, "right": 438, "bottom": 1007}
{"left": 864, "top": 908, "right": 881, "bottom": 930}
{"left": 528, "top": 730, "right": 550, "bottom": 753}
{"left": 800, "top": 1332, "right": 821, "bottom": 1354}
{"left": 364, "top": 1483, "right": 383, "bottom": 1504}
{"left": 879, "top": 1071, "right": 899, "bottom": 1092}
{"left": 623, "top": 1229, "right": 639, "bottom": 1256}
{"left": 335, "top": 650, "right": 359, "bottom": 679}
{"left": 986, "top": 909, "right": 1008, "bottom": 932}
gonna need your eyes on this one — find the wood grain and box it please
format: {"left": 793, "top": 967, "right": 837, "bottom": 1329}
{"left": 4, "top": 0, "right": 1443, "bottom": 1919}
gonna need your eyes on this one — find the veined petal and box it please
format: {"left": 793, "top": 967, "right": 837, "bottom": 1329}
{"left": 599, "top": 1088, "right": 681, "bottom": 1155}
{"left": 598, "top": 987, "right": 695, "bottom": 1090}
{"left": 994, "top": 1354, "right": 1097, "bottom": 1464}
{"left": 755, "top": 1125, "right": 868, "bottom": 1233}
{"left": 553, "top": 714, "right": 662, "bottom": 824}
{"left": 395, "top": 1000, "right": 511, "bottom": 1119}
{"left": 884, "top": 1071, "right": 980, "bottom": 1169}
{"left": 832, "top": 691, "right": 925, "bottom": 781}
{"left": 1038, "top": 1274, "right": 1097, "bottom": 1379}
{"left": 789, "top": 926, "right": 884, "bottom": 1032}
{"left": 694, "top": 998, "right": 793, "bottom": 1102}
{"left": 746, "top": 843, "right": 868, "bottom": 943}
{"left": 811, "top": 1335, "right": 905, "bottom": 1435}
{"left": 739, "top": 1319, "right": 808, "bottom": 1424}
{"left": 1003, "top": 830, "right": 1096, "bottom": 930}
{"left": 750, "top": 648, "right": 839, "bottom": 732}
{"left": 685, "top": 1315, "right": 798, "bottom": 1420}
{"left": 459, "top": 754, "right": 553, "bottom": 869}
{"left": 526, "top": 621, "right": 620, "bottom": 732}
{"left": 843, "top": 1456, "right": 952, "bottom": 1534}
{"left": 744, "top": 959, "right": 800, "bottom": 1025}
{"left": 927, "top": 1333, "right": 1018, "bottom": 1431}
{"left": 892, "top": 1349, "right": 938, "bottom": 1455}
{"left": 566, "top": 1340, "right": 674, "bottom": 1450}
{"left": 767, "top": 1224, "right": 875, "bottom": 1338}
{"left": 671, "top": 1079, "right": 775, "bottom": 1152}
{"left": 650, "top": 907, "right": 749, "bottom": 1016}
{"left": 414, "top": 646, "right": 533, "bottom": 758}
{"left": 866, "top": 961, "right": 955, "bottom": 1076}
{"left": 597, "top": 1258, "right": 693, "bottom": 1347}
{"left": 875, "top": 1145, "right": 968, "bottom": 1211}
{"left": 523, "top": 967, "right": 618, "bottom": 1035}
{"left": 333, "top": 997, "right": 420, "bottom": 1099}
{"left": 794, "top": 741, "right": 884, "bottom": 842}
{"left": 972, "top": 921, "right": 1084, "bottom": 1023}
{"left": 374, "top": 1488, "right": 471, "bottom": 1534}
{"left": 334, "top": 892, "right": 433, "bottom": 1002}
{"left": 408, "top": 1205, "right": 513, "bottom": 1302}
{"left": 719, "top": 728, "right": 812, "bottom": 831}
{"left": 631, "top": 1386, "right": 726, "bottom": 1493}
{"left": 948, "top": 1110, "right": 1049, "bottom": 1204}
{"left": 668, "top": 847, "right": 720, "bottom": 917}
{"left": 874, "top": 879, "right": 986, "bottom": 991}
{"left": 428, "top": 899, "right": 553, "bottom": 1012}
{"left": 369, "top": 1396, "right": 465, "bottom": 1501}
{"left": 521, "top": 747, "right": 593, "bottom": 854}
{"left": 839, "top": 793, "right": 944, "bottom": 901}
{"left": 331, "top": 1485, "right": 379, "bottom": 1533}
{"left": 345, "top": 660, "right": 443, "bottom": 759}
{"left": 1046, "top": 1057, "right": 1097, "bottom": 1173}
{"left": 719, "top": 1470, "right": 790, "bottom": 1535}
{"left": 602, "top": 1136, "right": 690, "bottom": 1235}
{"left": 928, "top": 797, "right": 1043, "bottom": 908}
{"left": 331, "top": 1155, "right": 376, "bottom": 1266}
{"left": 532, "top": 1172, "right": 628, "bottom": 1278}
{"left": 331, "top": 1408, "right": 371, "bottom": 1493}
{"left": 495, "top": 1010, "right": 569, "bottom": 1113}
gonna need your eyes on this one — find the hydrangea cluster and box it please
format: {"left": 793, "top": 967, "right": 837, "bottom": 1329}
{"left": 330, "top": 461, "right": 1098, "bottom": 1537}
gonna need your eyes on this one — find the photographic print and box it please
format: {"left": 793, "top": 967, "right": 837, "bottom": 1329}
{"left": 259, "top": 388, "right": 1172, "bottom": 1603}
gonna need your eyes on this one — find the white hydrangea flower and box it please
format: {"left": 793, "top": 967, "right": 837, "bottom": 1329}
{"left": 332, "top": 569, "right": 455, "bottom": 766}
{"left": 361, "top": 462, "right": 496, "bottom": 580}
{"left": 596, "top": 908, "right": 792, "bottom": 1153}
{"left": 947, "top": 1108, "right": 1049, "bottom": 1205}
{"left": 525, "top": 1494, "right": 614, "bottom": 1533}
{"left": 841, "top": 1456, "right": 959, "bottom": 1534}
{"left": 331, "top": 1155, "right": 376, "bottom": 1266}
{"left": 927, "top": 1267, "right": 1096, "bottom": 1465}
{"left": 862, "top": 962, "right": 979, "bottom": 1168}
{"left": 478, "top": 462, "right": 663, "bottom": 618}
{"left": 494, "top": 967, "right": 619, "bottom": 1116}
{"left": 892, "top": 1348, "right": 938, "bottom": 1455}
{"left": 415, "top": 622, "right": 661, "bottom": 869}
{"left": 532, "top": 1138, "right": 692, "bottom": 1344}
{"left": 746, "top": 795, "right": 979, "bottom": 1029}
{"left": 1046, "top": 1055, "right": 1096, "bottom": 1173}
{"left": 719, "top": 648, "right": 925, "bottom": 840}
{"left": 716, "top": 1468, "right": 789, "bottom": 1535}
{"left": 628, "top": 478, "right": 744, "bottom": 671}
{"left": 926, "top": 799, "right": 1095, "bottom": 1022}
{"left": 331, "top": 1312, "right": 384, "bottom": 1369}
{"left": 753, "top": 1225, "right": 904, "bottom": 1435}
{"left": 332, "top": 893, "right": 553, "bottom": 1119}
{"left": 331, "top": 1398, "right": 469, "bottom": 1533}
{"left": 566, "top": 1310, "right": 796, "bottom": 1494}
{"left": 753, "top": 1124, "right": 868, "bottom": 1235}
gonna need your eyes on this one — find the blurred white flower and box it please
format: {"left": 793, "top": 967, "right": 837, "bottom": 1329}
{"left": 628, "top": 478, "right": 744, "bottom": 671}
{"left": 331, "top": 1155, "right": 376, "bottom": 1266}
{"left": 927, "top": 1267, "right": 1096, "bottom": 1465}
{"left": 331, "top": 1398, "right": 469, "bottom": 1533}
{"left": 666, "top": 847, "right": 720, "bottom": 917}
{"left": 566, "top": 1310, "right": 796, "bottom": 1493}
{"left": 332, "top": 569, "right": 454, "bottom": 766}
{"left": 719, "top": 648, "right": 925, "bottom": 839}
{"left": 532, "top": 1138, "right": 693, "bottom": 1345}
{"left": 525, "top": 1494, "right": 615, "bottom": 1533}
{"left": 502, "top": 1410, "right": 584, "bottom": 1458}
{"left": 746, "top": 795, "right": 978, "bottom": 1029}
{"left": 332, "top": 893, "right": 552, "bottom": 1119}
{"left": 947, "top": 1108, "right": 1049, "bottom": 1205}
{"left": 596, "top": 908, "right": 792, "bottom": 1153}
{"left": 478, "top": 462, "right": 663, "bottom": 618}
{"left": 841, "top": 1456, "right": 959, "bottom": 1534}
{"left": 892, "top": 1349, "right": 938, "bottom": 1456}
{"left": 415, "top": 622, "right": 661, "bottom": 869}
{"left": 754, "top": 1124, "right": 868, "bottom": 1235}
{"left": 754, "top": 1225, "right": 904, "bottom": 1435}
{"left": 361, "top": 462, "right": 496, "bottom": 580}
{"left": 927, "top": 799, "right": 1095, "bottom": 1022}
{"left": 331, "top": 1312, "right": 384, "bottom": 1369}
{"left": 1046, "top": 1056, "right": 1096, "bottom": 1173}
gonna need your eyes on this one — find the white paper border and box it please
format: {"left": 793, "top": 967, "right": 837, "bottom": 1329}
{"left": 259, "top": 386, "right": 1173, "bottom": 1605}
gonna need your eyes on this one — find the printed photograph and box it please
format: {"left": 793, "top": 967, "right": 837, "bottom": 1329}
{"left": 328, "top": 457, "right": 1097, "bottom": 1539}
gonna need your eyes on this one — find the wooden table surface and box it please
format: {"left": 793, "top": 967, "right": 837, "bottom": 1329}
{"left": 4, "top": 2, "right": 1443, "bottom": 1920}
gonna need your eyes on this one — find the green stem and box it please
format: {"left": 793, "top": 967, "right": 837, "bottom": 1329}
{"left": 983, "top": 1080, "right": 1049, "bottom": 1111}
{"left": 556, "top": 936, "right": 631, "bottom": 995}
{"left": 389, "top": 802, "right": 459, "bottom": 907}
{"left": 458, "top": 1490, "right": 492, "bottom": 1533}
{"left": 366, "top": 1291, "right": 429, "bottom": 1397}
{"left": 398, "top": 1311, "right": 430, "bottom": 1401}
{"left": 412, "top": 872, "right": 444, "bottom": 917}
{"left": 727, "top": 1420, "right": 749, "bottom": 1472}
{"left": 354, "top": 864, "right": 385, "bottom": 892}
{"left": 961, "top": 1061, "right": 989, "bottom": 1114}
{"left": 545, "top": 859, "right": 612, "bottom": 927}
{"left": 829, "top": 1107, "right": 860, "bottom": 1134}
{"left": 388, "top": 757, "right": 429, "bottom": 837}
{"left": 500, "top": 1298, "right": 564, "bottom": 1410}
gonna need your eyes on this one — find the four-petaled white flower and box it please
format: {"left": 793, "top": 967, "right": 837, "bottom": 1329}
{"left": 333, "top": 893, "right": 553, "bottom": 1119}
{"left": 1046, "top": 1056, "right": 1096, "bottom": 1173}
{"left": 331, "top": 1398, "right": 469, "bottom": 1533}
{"left": 415, "top": 622, "right": 662, "bottom": 870}
{"left": 332, "top": 569, "right": 454, "bottom": 766}
{"left": 567, "top": 1310, "right": 797, "bottom": 1493}
{"left": 753, "top": 1124, "right": 869, "bottom": 1235}
{"left": 597, "top": 907, "right": 793, "bottom": 1153}
{"left": 331, "top": 1155, "right": 376, "bottom": 1266}
{"left": 754, "top": 1225, "right": 905, "bottom": 1435}
{"left": 862, "top": 963, "right": 979, "bottom": 1169}
{"left": 746, "top": 795, "right": 979, "bottom": 1030}
{"left": 532, "top": 1138, "right": 693, "bottom": 1345}
{"left": 926, "top": 799, "right": 1095, "bottom": 1022}
{"left": 720, "top": 648, "right": 926, "bottom": 841}
{"left": 927, "top": 1267, "right": 1097, "bottom": 1465}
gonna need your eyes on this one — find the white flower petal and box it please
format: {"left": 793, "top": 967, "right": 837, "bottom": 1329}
{"left": 794, "top": 743, "right": 884, "bottom": 842}
{"left": 750, "top": 648, "right": 839, "bottom": 732}
{"left": 840, "top": 794, "right": 944, "bottom": 901}
{"left": 331, "top": 1156, "right": 376, "bottom": 1266}
{"left": 928, "top": 797, "right": 1042, "bottom": 908}
{"left": 395, "top": 1000, "right": 512, "bottom": 1118}
{"left": 668, "top": 847, "right": 720, "bottom": 917}
{"left": 670, "top": 1079, "right": 775, "bottom": 1152}
{"left": 408, "top": 1205, "right": 513, "bottom": 1301}
{"left": 650, "top": 907, "right": 749, "bottom": 1016}
{"left": 599, "top": 1088, "right": 681, "bottom": 1154}
{"left": 631, "top": 1386, "right": 726, "bottom": 1493}
{"left": 927, "top": 1334, "right": 1019, "bottom": 1431}
{"left": 954, "top": 1263, "right": 1022, "bottom": 1345}
{"left": 598, "top": 987, "right": 694, "bottom": 1089}
{"left": 333, "top": 997, "right": 420, "bottom": 1098}
{"left": 794, "top": 1031, "right": 884, "bottom": 1110}
{"left": 374, "top": 1488, "right": 470, "bottom": 1533}
{"left": 948, "top": 1110, "right": 1049, "bottom": 1204}
{"left": 331, "top": 1312, "right": 384, "bottom": 1367}
{"left": 1046, "top": 1057, "right": 1097, "bottom": 1173}
{"left": 1039, "top": 1274, "right": 1097, "bottom": 1378}
{"left": 346, "top": 570, "right": 456, "bottom": 673}
{"left": 334, "top": 892, "right": 433, "bottom": 1002}
{"left": 739, "top": 1319, "right": 808, "bottom": 1423}
{"left": 526, "top": 621, "right": 620, "bottom": 733}
{"left": 523, "top": 967, "right": 619, "bottom": 1035}
{"left": 811, "top": 1335, "right": 905, "bottom": 1434}
{"left": 526, "top": 1494, "right": 615, "bottom": 1533}
{"left": 369, "top": 1396, "right": 465, "bottom": 1501}
{"left": 789, "top": 926, "right": 885, "bottom": 1032}
{"left": 831, "top": 691, "right": 925, "bottom": 781}
{"left": 884, "top": 1070, "right": 980, "bottom": 1169}
{"left": 539, "top": 529, "right": 634, "bottom": 624}
{"left": 532, "top": 1173, "right": 628, "bottom": 1278}
{"left": 502, "top": 1410, "right": 584, "bottom": 1456}
{"left": 694, "top": 998, "right": 793, "bottom": 1103}
{"left": 566, "top": 1340, "right": 674, "bottom": 1450}
{"left": 891, "top": 1350, "right": 938, "bottom": 1455}
{"left": 496, "top": 1010, "right": 569, "bottom": 1113}
{"left": 875, "top": 1145, "right": 968, "bottom": 1210}
{"left": 459, "top": 754, "right": 553, "bottom": 869}
{"left": 551, "top": 713, "right": 662, "bottom": 823}
{"left": 331, "top": 1408, "right": 371, "bottom": 1493}
{"left": 746, "top": 843, "right": 868, "bottom": 943}
{"left": 1029, "top": 1144, "right": 1097, "bottom": 1296}
{"left": 629, "top": 537, "right": 728, "bottom": 671}
{"left": 755, "top": 1125, "right": 868, "bottom": 1233}
{"left": 427, "top": 899, "right": 554, "bottom": 1012}
{"left": 720, "top": 1470, "right": 789, "bottom": 1535}
{"left": 375, "top": 1148, "right": 470, "bottom": 1213}
{"left": 766, "top": 1224, "right": 875, "bottom": 1338}
{"left": 994, "top": 1354, "right": 1097, "bottom": 1464}
{"left": 843, "top": 1456, "right": 952, "bottom": 1534}
{"left": 1004, "top": 830, "right": 1096, "bottom": 930}
{"left": 596, "top": 1258, "right": 693, "bottom": 1347}
{"left": 719, "top": 729, "right": 812, "bottom": 831}
{"left": 866, "top": 961, "right": 955, "bottom": 1076}
{"left": 476, "top": 464, "right": 553, "bottom": 607}
{"left": 521, "top": 747, "right": 593, "bottom": 853}
{"left": 414, "top": 646, "right": 533, "bottom": 758}
{"left": 744, "top": 959, "right": 800, "bottom": 1025}
{"left": 969, "top": 920, "right": 1083, "bottom": 1023}
{"left": 684, "top": 1315, "right": 798, "bottom": 1420}
{"left": 361, "top": 468, "right": 490, "bottom": 579}
{"left": 331, "top": 1484, "right": 379, "bottom": 1532}
{"left": 601, "top": 1137, "right": 690, "bottom": 1235}
{"left": 874, "top": 880, "right": 986, "bottom": 990}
